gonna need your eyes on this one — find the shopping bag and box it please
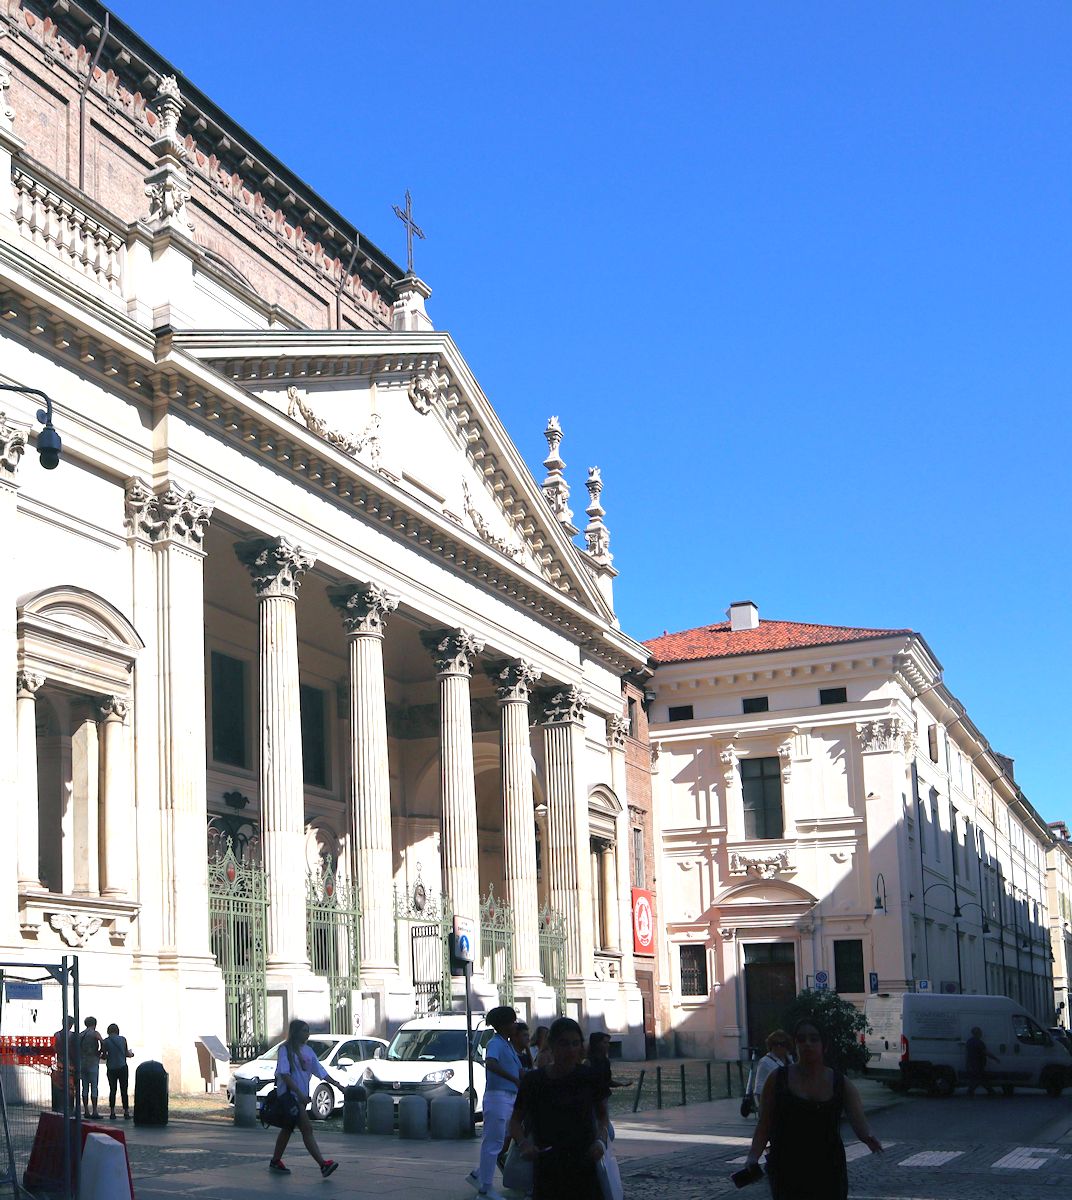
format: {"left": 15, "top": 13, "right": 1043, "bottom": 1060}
{"left": 502, "top": 1144, "right": 534, "bottom": 1193}
{"left": 596, "top": 1146, "right": 624, "bottom": 1200}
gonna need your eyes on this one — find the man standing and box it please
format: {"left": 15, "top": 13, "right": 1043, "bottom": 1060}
{"left": 467, "top": 1006, "right": 521, "bottom": 1200}
{"left": 79, "top": 1017, "right": 104, "bottom": 1118}
{"left": 965, "top": 1026, "right": 998, "bottom": 1096}
{"left": 51, "top": 1016, "right": 77, "bottom": 1112}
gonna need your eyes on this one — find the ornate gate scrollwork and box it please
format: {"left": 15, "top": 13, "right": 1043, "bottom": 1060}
{"left": 393, "top": 865, "right": 452, "bottom": 1015}
{"left": 480, "top": 886, "right": 514, "bottom": 1007}
{"left": 307, "top": 865, "right": 361, "bottom": 1034}
{"left": 538, "top": 903, "right": 567, "bottom": 1016}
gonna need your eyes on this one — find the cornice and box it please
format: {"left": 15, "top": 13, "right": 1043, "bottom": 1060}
{"left": 655, "top": 644, "right": 910, "bottom": 692}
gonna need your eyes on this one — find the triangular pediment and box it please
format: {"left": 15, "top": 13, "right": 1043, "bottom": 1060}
{"left": 175, "top": 330, "right": 615, "bottom": 624}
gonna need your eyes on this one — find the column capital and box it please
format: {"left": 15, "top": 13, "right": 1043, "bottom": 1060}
{"left": 16, "top": 669, "right": 44, "bottom": 697}
{"left": 124, "top": 476, "right": 213, "bottom": 549}
{"left": 235, "top": 536, "right": 315, "bottom": 599}
{"left": 540, "top": 685, "right": 590, "bottom": 726}
{"left": 421, "top": 628, "right": 484, "bottom": 676}
{"left": 607, "top": 713, "right": 629, "bottom": 751}
{"left": 487, "top": 659, "right": 541, "bottom": 704}
{"left": 0, "top": 414, "right": 27, "bottom": 482}
{"left": 99, "top": 695, "right": 130, "bottom": 723}
{"left": 328, "top": 581, "right": 399, "bottom": 637}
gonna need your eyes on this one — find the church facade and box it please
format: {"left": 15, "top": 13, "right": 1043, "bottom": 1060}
{"left": 0, "top": 1, "right": 648, "bottom": 1088}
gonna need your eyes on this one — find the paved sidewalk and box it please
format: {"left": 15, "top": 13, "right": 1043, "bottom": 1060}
{"left": 103, "top": 1078, "right": 907, "bottom": 1199}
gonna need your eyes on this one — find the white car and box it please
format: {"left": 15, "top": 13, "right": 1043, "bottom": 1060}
{"left": 227, "top": 1034, "right": 388, "bottom": 1119}
{"left": 360, "top": 1013, "right": 494, "bottom": 1114}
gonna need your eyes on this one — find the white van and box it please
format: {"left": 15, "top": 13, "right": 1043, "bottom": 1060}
{"left": 864, "top": 993, "right": 1071, "bottom": 1097}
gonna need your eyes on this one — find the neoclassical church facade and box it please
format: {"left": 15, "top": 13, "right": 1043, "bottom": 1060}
{"left": 0, "top": 1, "right": 649, "bottom": 1087}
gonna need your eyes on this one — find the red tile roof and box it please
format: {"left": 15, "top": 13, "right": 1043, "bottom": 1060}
{"left": 643, "top": 619, "right": 914, "bottom": 665}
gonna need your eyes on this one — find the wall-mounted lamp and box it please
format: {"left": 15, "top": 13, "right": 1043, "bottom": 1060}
{"left": 0, "top": 385, "right": 62, "bottom": 469}
{"left": 643, "top": 689, "right": 657, "bottom": 709}
{"left": 874, "top": 873, "right": 888, "bottom": 914}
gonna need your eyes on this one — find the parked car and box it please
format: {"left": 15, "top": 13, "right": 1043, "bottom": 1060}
{"left": 864, "top": 992, "right": 1072, "bottom": 1097}
{"left": 227, "top": 1034, "right": 388, "bottom": 1119}
{"left": 360, "top": 1013, "right": 494, "bottom": 1114}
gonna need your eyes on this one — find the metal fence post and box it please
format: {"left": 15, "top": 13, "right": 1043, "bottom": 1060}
{"left": 725, "top": 1061, "right": 732, "bottom": 1096}
{"left": 680, "top": 1062, "right": 687, "bottom": 1106}
{"left": 632, "top": 1069, "right": 645, "bottom": 1113}
{"left": 706, "top": 1060, "right": 712, "bottom": 1101}
{"left": 656, "top": 1065, "right": 663, "bottom": 1109}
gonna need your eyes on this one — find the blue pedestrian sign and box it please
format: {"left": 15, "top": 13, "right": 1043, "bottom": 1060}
{"left": 452, "top": 915, "right": 476, "bottom": 964}
{"left": 814, "top": 970, "right": 829, "bottom": 991}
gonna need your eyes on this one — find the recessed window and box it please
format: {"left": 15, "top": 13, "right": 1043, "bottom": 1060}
{"left": 833, "top": 939, "right": 865, "bottom": 993}
{"left": 668, "top": 704, "right": 694, "bottom": 722}
{"left": 819, "top": 687, "right": 847, "bottom": 705}
{"left": 742, "top": 696, "right": 769, "bottom": 714}
{"left": 927, "top": 724, "right": 940, "bottom": 763}
{"left": 679, "top": 945, "right": 708, "bottom": 997}
{"left": 631, "top": 826, "right": 645, "bottom": 889}
{"left": 300, "top": 683, "right": 329, "bottom": 789}
{"left": 740, "top": 757, "right": 784, "bottom": 840}
{"left": 211, "top": 652, "right": 248, "bottom": 767}
{"left": 627, "top": 696, "right": 639, "bottom": 738}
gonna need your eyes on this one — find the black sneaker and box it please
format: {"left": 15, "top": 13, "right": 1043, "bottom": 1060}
{"left": 269, "top": 1160, "right": 290, "bottom": 1174}
{"left": 320, "top": 1161, "right": 339, "bottom": 1178}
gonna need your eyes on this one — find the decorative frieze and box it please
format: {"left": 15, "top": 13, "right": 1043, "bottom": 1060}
{"left": 541, "top": 686, "right": 589, "bottom": 726}
{"left": 421, "top": 628, "right": 485, "bottom": 677}
{"left": 607, "top": 713, "right": 630, "bottom": 751}
{"left": 235, "top": 536, "right": 315, "bottom": 599}
{"left": 0, "top": 413, "right": 27, "bottom": 480}
{"left": 729, "top": 850, "right": 792, "bottom": 879}
{"left": 327, "top": 581, "right": 398, "bottom": 637}
{"left": 124, "top": 477, "right": 213, "bottom": 548}
{"left": 461, "top": 481, "right": 523, "bottom": 561}
{"left": 488, "top": 659, "right": 541, "bottom": 704}
{"left": 856, "top": 718, "right": 909, "bottom": 755}
{"left": 287, "top": 387, "right": 381, "bottom": 467}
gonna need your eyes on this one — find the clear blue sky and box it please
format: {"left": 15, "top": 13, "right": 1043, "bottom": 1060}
{"left": 110, "top": 2, "right": 1071, "bottom": 823}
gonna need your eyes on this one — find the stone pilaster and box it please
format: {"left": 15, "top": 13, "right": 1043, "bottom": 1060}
{"left": 328, "top": 582, "right": 398, "bottom": 977}
{"left": 488, "top": 659, "right": 542, "bottom": 982}
{"left": 541, "top": 686, "right": 594, "bottom": 981}
{"left": 236, "top": 536, "right": 315, "bottom": 971}
{"left": 98, "top": 695, "right": 132, "bottom": 898}
{"left": 16, "top": 669, "right": 44, "bottom": 890}
{"left": 607, "top": 713, "right": 636, "bottom": 983}
{"left": 422, "top": 629, "right": 484, "bottom": 938}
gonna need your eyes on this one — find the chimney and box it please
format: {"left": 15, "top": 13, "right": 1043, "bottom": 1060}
{"left": 728, "top": 600, "right": 759, "bottom": 632}
{"left": 1049, "top": 820, "right": 1070, "bottom": 842}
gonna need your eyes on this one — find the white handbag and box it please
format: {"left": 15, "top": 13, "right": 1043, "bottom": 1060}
{"left": 596, "top": 1146, "right": 624, "bottom": 1200}
{"left": 502, "top": 1144, "right": 534, "bottom": 1194}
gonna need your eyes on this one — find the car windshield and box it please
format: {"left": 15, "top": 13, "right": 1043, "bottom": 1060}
{"left": 260, "top": 1039, "right": 334, "bottom": 1063}
{"left": 387, "top": 1029, "right": 470, "bottom": 1062}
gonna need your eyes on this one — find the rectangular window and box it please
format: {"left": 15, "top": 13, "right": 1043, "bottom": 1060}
{"left": 668, "top": 704, "right": 694, "bottom": 722}
{"left": 627, "top": 696, "right": 639, "bottom": 738}
{"left": 211, "top": 652, "right": 248, "bottom": 767}
{"left": 833, "top": 939, "right": 865, "bottom": 994}
{"left": 742, "top": 696, "right": 769, "bottom": 714}
{"left": 819, "top": 687, "right": 847, "bottom": 705}
{"left": 740, "top": 757, "right": 784, "bottom": 840}
{"left": 631, "top": 826, "right": 645, "bottom": 889}
{"left": 930, "top": 794, "right": 941, "bottom": 862}
{"left": 679, "top": 945, "right": 708, "bottom": 997}
{"left": 927, "top": 724, "right": 939, "bottom": 763}
{"left": 300, "top": 683, "right": 329, "bottom": 789}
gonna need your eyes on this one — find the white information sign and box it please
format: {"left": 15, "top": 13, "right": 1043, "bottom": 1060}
{"left": 453, "top": 915, "right": 477, "bottom": 964}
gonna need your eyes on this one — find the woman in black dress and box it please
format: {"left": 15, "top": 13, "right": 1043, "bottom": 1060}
{"left": 744, "top": 1018, "right": 882, "bottom": 1199}
{"left": 509, "top": 1017, "right": 610, "bottom": 1200}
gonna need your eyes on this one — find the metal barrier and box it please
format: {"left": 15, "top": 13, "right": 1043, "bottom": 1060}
{"left": 624, "top": 1059, "right": 748, "bottom": 1114}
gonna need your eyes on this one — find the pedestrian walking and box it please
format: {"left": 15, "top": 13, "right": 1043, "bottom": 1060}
{"left": 509, "top": 1016, "right": 611, "bottom": 1200}
{"left": 467, "top": 1006, "right": 522, "bottom": 1200}
{"left": 965, "top": 1026, "right": 998, "bottom": 1097}
{"left": 79, "top": 1017, "right": 104, "bottom": 1118}
{"left": 496, "top": 1020, "right": 533, "bottom": 1173}
{"left": 744, "top": 1018, "right": 882, "bottom": 1199}
{"left": 269, "top": 1019, "right": 343, "bottom": 1178}
{"left": 752, "top": 1029, "right": 794, "bottom": 1105}
{"left": 533, "top": 1025, "right": 553, "bottom": 1069}
{"left": 101, "top": 1023, "right": 134, "bottom": 1119}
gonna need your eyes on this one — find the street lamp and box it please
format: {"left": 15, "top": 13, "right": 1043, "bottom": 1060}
{"left": 923, "top": 881, "right": 964, "bottom": 993}
{"left": 0, "top": 385, "right": 62, "bottom": 469}
{"left": 873, "top": 873, "right": 888, "bottom": 914}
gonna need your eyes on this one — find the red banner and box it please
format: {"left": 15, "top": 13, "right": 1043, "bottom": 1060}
{"left": 632, "top": 888, "right": 655, "bottom": 955}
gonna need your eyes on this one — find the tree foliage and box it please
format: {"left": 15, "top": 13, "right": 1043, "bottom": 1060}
{"left": 781, "top": 989, "right": 870, "bottom": 1072}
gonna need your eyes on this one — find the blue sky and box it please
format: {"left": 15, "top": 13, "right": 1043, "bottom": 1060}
{"left": 110, "top": 2, "right": 1071, "bottom": 822}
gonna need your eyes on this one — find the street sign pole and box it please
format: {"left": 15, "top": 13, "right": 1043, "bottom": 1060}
{"left": 464, "top": 960, "right": 475, "bottom": 1137}
{"left": 450, "top": 914, "right": 478, "bottom": 1138}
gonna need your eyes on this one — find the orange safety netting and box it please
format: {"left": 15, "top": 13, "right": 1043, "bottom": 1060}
{"left": 0, "top": 1036, "right": 57, "bottom": 1067}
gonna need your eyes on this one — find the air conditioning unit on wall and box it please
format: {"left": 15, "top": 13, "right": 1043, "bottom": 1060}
{"left": 941, "top": 981, "right": 959, "bottom": 994}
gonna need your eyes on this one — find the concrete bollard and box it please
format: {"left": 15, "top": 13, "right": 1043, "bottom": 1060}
{"left": 233, "top": 1078, "right": 258, "bottom": 1128}
{"left": 398, "top": 1094, "right": 429, "bottom": 1139}
{"left": 429, "top": 1093, "right": 468, "bottom": 1139}
{"left": 80, "top": 1132, "right": 133, "bottom": 1200}
{"left": 343, "top": 1084, "right": 367, "bottom": 1134}
{"left": 366, "top": 1091, "right": 394, "bottom": 1134}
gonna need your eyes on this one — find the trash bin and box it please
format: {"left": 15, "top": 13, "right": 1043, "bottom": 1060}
{"left": 343, "top": 1084, "right": 366, "bottom": 1134}
{"left": 233, "top": 1077, "right": 258, "bottom": 1128}
{"left": 133, "top": 1060, "right": 169, "bottom": 1126}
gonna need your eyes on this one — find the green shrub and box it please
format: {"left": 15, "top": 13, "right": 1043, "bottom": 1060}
{"left": 781, "top": 989, "right": 869, "bottom": 1072}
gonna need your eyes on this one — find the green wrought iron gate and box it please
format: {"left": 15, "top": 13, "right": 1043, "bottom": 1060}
{"left": 480, "top": 886, "right": 514, "bottom": 1006}
{"left": 539, "top": 904, "right": 567, "bottom": 1015}
{"left": 307, "top": 866, "right": 361, "bottom": 1033}
{"left": 209, "top": 841, "right": 268, "bottom": 1061}
{"left": 394, "top": 867, "right": 453, "bottom": 1014}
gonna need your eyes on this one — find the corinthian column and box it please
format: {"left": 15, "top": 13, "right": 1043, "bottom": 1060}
{"left": 16, "top": 670, "right": 44, "bottom": 890}
{"left": 488, "top": 659, "right": 542, "bottom": 982}
{"left": 541, "top": 687, "right": 594, "bottom": 980}
{"left": 236, "top": 536, "right": 315, "bottom": 969}
{"left": 99, "top": 695, "right": 133, "bottom": 897}
{"left": 421, "top": 629, "right": 484, "bottom": 934}
{"left": 328, "top": 582, "right": 399, "bottom": 976}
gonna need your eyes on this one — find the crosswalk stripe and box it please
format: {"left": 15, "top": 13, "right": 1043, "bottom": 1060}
{"left": 992, "top": 1147, "right": 1058, "bottom": 1170}
{"left": 898, "top": 1150, "right": 964, "bottom": 1167}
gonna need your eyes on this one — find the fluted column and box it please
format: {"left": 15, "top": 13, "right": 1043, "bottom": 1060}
{"left": 16, "top": 670, "right": 44, "bottom": 889}
{"left": 607, "top": 714, "right": 635, "bottom": 982}
{"left": 328, "top": 582, "right": 399, "bottom": 975}
{"left": 488, "top": 659, "right": 542, "bottom": 981}
{"left": 422, "top": 629, "right": 484, "bottom": 937}
{"left": 541, "top": 687, "right": 594, "bottom": 980}
{"left": 236, "top": 536, "right": 315, "bottom": 969}
{"left": 99, "top": 695, "right": 133, "bottom": 897}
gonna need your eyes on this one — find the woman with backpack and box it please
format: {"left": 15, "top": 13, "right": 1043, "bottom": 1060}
{"left": 269, "top": 1020, "right": 343, "bottom": 1178}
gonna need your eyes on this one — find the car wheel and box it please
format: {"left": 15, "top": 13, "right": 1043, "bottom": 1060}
{"left": 931, "top": 1069, "right": 955, "bottom": 1097}
{"left": 1043, "top": 1072, "right": 1062, "bottom": 1098}
{"left": 1002, "top": 1084, "right": 1014, "bottom": 1097}
{"left": 311, "top": 1084, "right": 335, "bottom": 1121}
